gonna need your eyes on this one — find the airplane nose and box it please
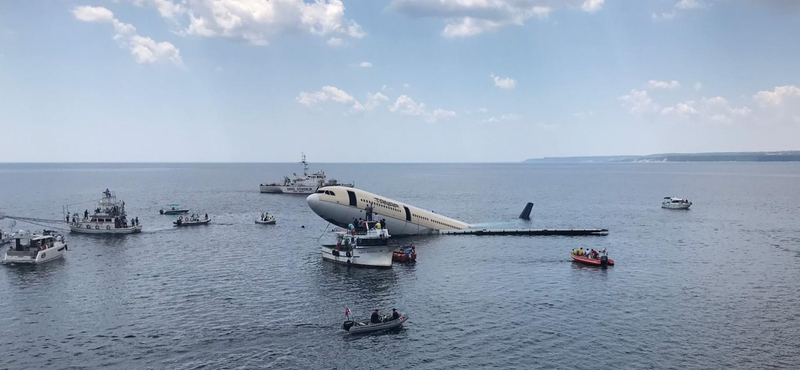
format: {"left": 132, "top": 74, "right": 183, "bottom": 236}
{"left": 306, "top": 193, "right": 321, "bottom": 213}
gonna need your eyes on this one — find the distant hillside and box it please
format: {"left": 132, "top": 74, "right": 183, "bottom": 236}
{"left": 524, "top": 151, "right": 800, "bottom": 163}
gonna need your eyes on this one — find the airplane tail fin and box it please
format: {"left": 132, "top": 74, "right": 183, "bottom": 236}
{"left": 519, "top": 202, "right": 534, "bottom": 220}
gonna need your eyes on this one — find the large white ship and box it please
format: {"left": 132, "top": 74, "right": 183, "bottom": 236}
{"left": 259, "top": 154, "right": 353, "bottom": 195}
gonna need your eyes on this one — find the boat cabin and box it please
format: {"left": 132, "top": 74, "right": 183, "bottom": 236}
{"left": 7, "top": 234, "right": 55, "bottom": 256}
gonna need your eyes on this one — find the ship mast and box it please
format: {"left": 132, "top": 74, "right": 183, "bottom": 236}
{"left": 300, "top": 153, "right": 309, "bottom": 176}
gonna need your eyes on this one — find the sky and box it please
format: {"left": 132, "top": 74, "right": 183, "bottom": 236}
{"left": 0, "top": 0, "right": 799, "bottom": 162}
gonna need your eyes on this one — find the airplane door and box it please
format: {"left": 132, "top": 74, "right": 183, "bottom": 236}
{"left": 403, "top": 206, "right": 411, "bottom": 221}
{"left": 347, "top": 190, "right": 357, "bottom": 206}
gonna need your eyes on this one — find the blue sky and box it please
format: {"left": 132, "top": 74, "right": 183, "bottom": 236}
{"left": 1, "top": 0, "right": 799, "bottom": 162}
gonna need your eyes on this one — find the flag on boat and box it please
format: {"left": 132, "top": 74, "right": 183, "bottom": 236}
{"left": 345, "top": 308, "right": 350, "bottom": 317}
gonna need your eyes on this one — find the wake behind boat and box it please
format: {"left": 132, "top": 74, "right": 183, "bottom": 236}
{"left": 260, "top": 154, "right": 353, "bottom": 195}
{"left": 69, "top": 189, "right": 141, "bottom": 235}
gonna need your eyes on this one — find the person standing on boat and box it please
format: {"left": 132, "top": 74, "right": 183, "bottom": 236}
{"left": 371, "top": 310, "right": 382, "bottom": 324}
{"left": 391, "top": 309, "right": 400, "bottom": 321}
{"left": 205, "top": 213, "right": 209, "bottom": 221}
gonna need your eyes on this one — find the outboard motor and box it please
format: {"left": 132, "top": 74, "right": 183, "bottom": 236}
{"left": 600, "top": 256, "right": 608, "bottom": 267}
{"left": 342, "top": 321, "right": 355, "bottom": 331}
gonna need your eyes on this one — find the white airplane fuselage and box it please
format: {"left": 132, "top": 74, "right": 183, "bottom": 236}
{"left": 306, "top": 186, "right": 470, "bottom": 236}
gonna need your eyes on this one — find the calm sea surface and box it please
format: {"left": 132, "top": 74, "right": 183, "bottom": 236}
{"left": 1, "top": 163, "right": 799, "bottom": 369}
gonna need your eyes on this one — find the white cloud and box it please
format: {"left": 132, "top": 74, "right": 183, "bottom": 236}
{"left": 73, "top": 6, "right": 182, "bottom": 66}
{"left": 491, "top": 74, "right": 517, "bottom": 90}
{"left": 659, "top": 96, "right": 750, "bottom": 123}
{"left": 132, "top": 0, "right": 184, "bottom": 20}
{"left": 73, "top": 6, "right": 114, "bottom": 22}
{"left": 581, "top": 0, "right": 604, "bottom": 13}
{"left": 675, "top": 0, "right": 705, "bottom": 10}
{"left": 297, "top": 86, "right": 388, "bottom": 112}
{"left": 660, "top": 101, "right": 698, "bottom": 118}
{"left": 361, "top": 92, "right": 389, "bottom": 111}
{"left": 573, "top": 111, "right": 595, "bottom": 120}
{"left": 478, "top": 107, "right": 488, "bottom": 113}
{"left": 482, "top": 113, "right": 519, "bottom": 124}
{"left": 390, "top": 95, "right": 427, "bottom": 116}
{"left": 129, "top": 35, "right": 182, "bottom": 65}
{"left": 182, "top": 0, "right": 365, "bottom": 46}
{"left": 390, "top": 0, "right": 600, "bottom": 37}
{"left": 653, "top": 0, "right": 706, "bottom": 21}
{"left": 694, "top": 82, "right": 702, "bottom": 92}
{"left": 619, "top": 89, "right": 660, "bottom": 115}
{"left": 403, "top": 83, "right": 411, "bottom": 89}
{"left": 647, "top": 80, "right": 681, "bottom": 89}
{"left": 431, "top": 108, "right": 457, "bottom": 122}
{"left": 753, "top": 85, "right": 800, "bottom": 107}
{"left": 359, "top": 61, "right": 372, "bottom": 68}
{"left": 389, "top": 95, "right": 455, "bottom": 122}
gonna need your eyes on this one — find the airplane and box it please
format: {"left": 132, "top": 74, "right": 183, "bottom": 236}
{"left": 306, "top": 186, "right": 606, "bottom": 237}
{"left": 306, "top": 186, "right": 469, "bottom": 236}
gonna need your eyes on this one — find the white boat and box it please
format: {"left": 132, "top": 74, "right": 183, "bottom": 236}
{"left": 3, "top": 230, "right": 67, "bottom": 265}
{"left": 69, "top": 189, "right": 142, "bottom": 234}
{"left": 321, "top": 220, "right": 393, "bottom": 268}
{"left": 260, "top": 154, "right": 353, "bottom": 195}
{"left": 662, "top": 197, "right": 692, "bottom": 210}
{"left": 255, "top": 214, "right": 276, "bottom": 225}
{"left": 174, "top": 214, "right": 211, "bottom": 227}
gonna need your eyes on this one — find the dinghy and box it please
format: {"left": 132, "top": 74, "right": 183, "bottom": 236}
{"left": 342, "top": 313, "right": 408, "bottom": 335}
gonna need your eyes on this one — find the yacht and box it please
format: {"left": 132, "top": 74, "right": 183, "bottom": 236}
{"left": 662, "top": 197, "right": 692, "bottom": 210}
{"left": 69, "top": 189, "right": 142, "bottom": 234}
{"left": 3, "top": 230, "right": 67, "bottom": 265}
{"left": 260, "top": 154, "right": 353, "bottom": 195}
{"left": 321, "top": 218, "right": 393, "bottom": 268}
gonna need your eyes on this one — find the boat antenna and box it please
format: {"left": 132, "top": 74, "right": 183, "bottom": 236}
{"left": 301, "top": 152, "right": 308, "bottom": 176}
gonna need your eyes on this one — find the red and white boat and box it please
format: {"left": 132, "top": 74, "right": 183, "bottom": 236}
{"left": 571, "top": 252, "right": 614, "bottom": 267}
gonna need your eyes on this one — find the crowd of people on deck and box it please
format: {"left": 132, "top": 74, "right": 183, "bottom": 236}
{"left": 348, "top": 218, "right": 388, "bottom": 232}
{"left": 572, "top": 247, "right": 607, "bottom": 259}
{"left": 66, "top": 212, "right": 139, "bottom": 228}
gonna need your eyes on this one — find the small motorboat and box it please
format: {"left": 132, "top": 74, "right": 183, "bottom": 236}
{"left": 255, "top": 214, "right": 276, "bottom": 225}
{"left": 662, "top": 197, "right": 691, "bottom": 210}
{"left": 392, "top": 245, "right": 416, "bottom": 263}
{"left": 571, "top": 252, "right": 614, "bottom": 267}
{"left": 343, "top": 313, "right": 408, "bottom": 335}
{"left": 174, "top": 216, "right": 211, "bottom": 227}
{"left": 3, "top": 230, "right": 68, "bottom": 265}
{"left": 160, "top": 204, "right": 190, "bottom": 215}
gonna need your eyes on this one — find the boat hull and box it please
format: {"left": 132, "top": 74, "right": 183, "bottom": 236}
{"left": 174, "top": 220, "right": 211, "bottom": 227}
{"left": 662, "top": 203, "right": 691, "bottom": 209}
{"left": 70, "top": 225, "right": 142, "bottom": 234}
{"left": 161, "top": 209, "right": 189, "bottom": 215}
{"left": 260, "top": 184, "right": 317, "bottom": 194}
{"left": 255, "top": 220, "right": 276, "bottom": 225}
{"left": 321, "top": 245, "right": 393, "bottom": 268}
{"left": 3, "top": 243, "right": 67, "bottom": 264}
{"left": 571, "top": 254, "right": 614, "bottom": 266}
{"left": 344, "top": 314, "right": 407, "bottom": 335}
